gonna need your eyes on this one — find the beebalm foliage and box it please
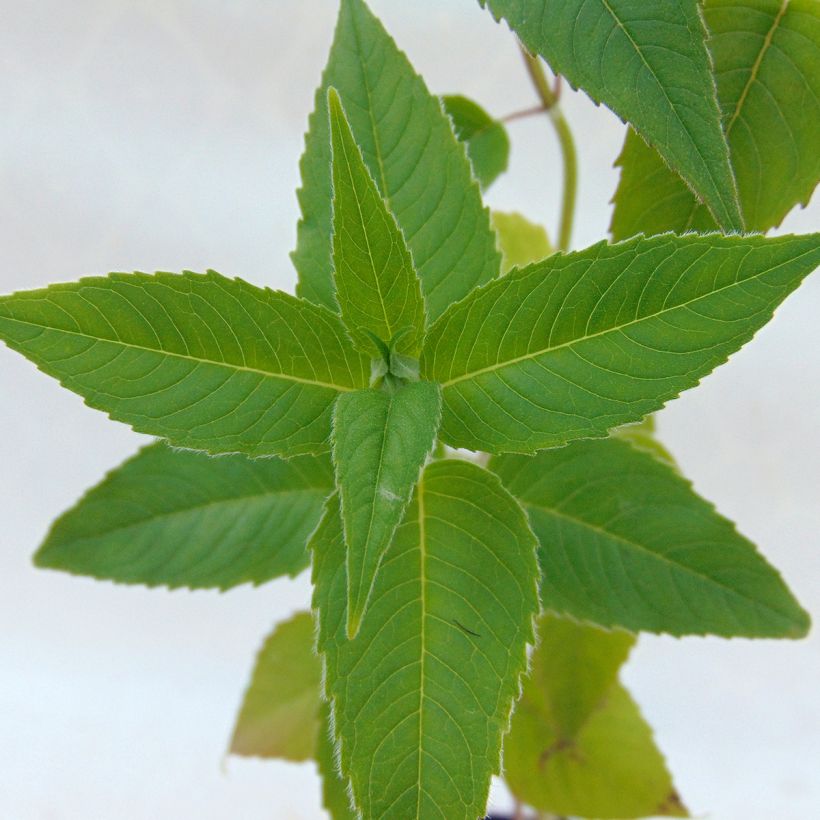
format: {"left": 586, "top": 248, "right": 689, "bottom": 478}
{"left": 0, "top": 0, "right": 818, "bottom": 817}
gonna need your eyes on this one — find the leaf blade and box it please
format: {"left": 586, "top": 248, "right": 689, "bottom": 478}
{"left": 329, "top": 88, "right": 425, "bottom": 357}
{"left": 294, "top": 0, "right": 500, "bottom": 321}
{"left": 492, "top": 437, "right": 810, "bottom": 637}
{"left": 34, "top": 443, "right": 332, "bottom": 590}
{"left": 332, "top": 381, "right": 441, "bottom": 637}
{"left": 230, "top": 612, "right": 322, "bottom": 761}
{"left": 441, "top": 94, "right": 510, "bottom": 190}
{"left": 312, "top": 459, "right": 539, "bottom": 818}
{"left": 504, "top": 615, "right": 686, "bottom": 819}
{"left": 481, "top": 0, "right": 743, "bottom": 231}
{"left": 421, "top": 233, "right": 820, "bottom": 454}
{"left": 0, "top": 272, "right": 369, "bottom": 457}
{"left": 612, "top": 0, "right": 820, "bottom": 238}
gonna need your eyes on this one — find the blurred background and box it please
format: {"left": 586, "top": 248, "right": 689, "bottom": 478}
{"left": 0, "top": 1, "right": 818, "bottom": 817}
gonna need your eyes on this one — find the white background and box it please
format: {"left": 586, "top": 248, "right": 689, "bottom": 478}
{"left": 1, "top": 1, "right": 818, "bottom": 818}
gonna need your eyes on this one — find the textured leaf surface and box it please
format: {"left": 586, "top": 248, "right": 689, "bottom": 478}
{"left": 332, "top": 381, "right": 441, "bottom": 637}
{"left": 230, "top": 613, "right": 321, "bottom": 761}
{"left": 329, "top": 88, "right": 425, "bottom": 357}
{"left": 442, "top": 94, "right": 510, "bottom": 190}
{"left": 481, "top": 0, "right": 743, "bottom": 231}
{"left": 317, "top": 701, "right": 356, "bottom": 820}
{"left": 421, "top": 233, "right": 820, "bottom": 454}
{"left": 505, "top": 614, "right": 686, "bottom": 819}
{"left": 294, "top": 0, "right": 500, "bottom": 320}
{"left": 312, "top": 460, "right": 539, "bottom": 819}
{"left": 493, "top": 437, "right": 810, "bottom": 637}
{"left": 35, "top": 443, "right": 332, "bottom": 590}
{"left": 0, "top": 271, "right": 368, "bottom": 457}
{"left": 491, "top": 211, "right": 552, "bottom": 274}
{"left": 612, "top": 0, "right": 820, "bottom": 238}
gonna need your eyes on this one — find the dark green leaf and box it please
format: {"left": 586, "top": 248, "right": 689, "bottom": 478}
{"left": 35, "top": 443, "right": 332, "bottom": 589}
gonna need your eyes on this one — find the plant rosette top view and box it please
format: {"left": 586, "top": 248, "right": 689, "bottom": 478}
{"left": 2, "top": 1, "right": 819, "bottom": 819}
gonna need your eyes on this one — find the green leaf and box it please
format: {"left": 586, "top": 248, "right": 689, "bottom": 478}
{"left": 0, "top": 271, "right": 369, "bottom": 457}
{"left": 421, "top": 233, "right": 820, "bottom": 454}
{"left": 332, "top": 381, "right": 442, "bottom": 637}
{"left": 441, "top": 94, "right": 510, "bottom": 190}
{"left": 230, "top": 612, "right": 322, "bottom": 761}
{"left": 329, "top": 88, "right": 425, "bottom": 358}
{"left": 293, "top": 0, "right": 500, "bottom": 321}
{"left": 611, "top": 0, "right": 820, "bottom": 239}
{"left": 491, "top": 210, "right": 552, "bottom": 274}
{"left": 312, "top": 460, "right": 539, "bottom": 819}
{"left": 504, "top": 614, "right": 687, "bottom": 819}
{"left": 480, "top": 0, "right": 743, "bottom": 232}
{"left": 492, "top": 437, "right": 810, "bottom": 637}
{"left": 34, "top": 443, "right": 332, "bottom": 590}
{"left": 317, "top": 701, "right": 357, "bottom": 820}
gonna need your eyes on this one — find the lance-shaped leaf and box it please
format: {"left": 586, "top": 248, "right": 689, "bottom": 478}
{"left": 294, "top": 0, "right": 500, "bottom": 321}
{"left": 491, "top": 211, "right": 552, "bottom": 274}
{"left": 329, "top": 88, "right": 425, "bottom": 358}
{"left": 492, "top": 437, "right": 810, "bottom": 637}
{"left": 230, "top": 612, "right": 322, "bottom": 761}
{"left": 0, "top": 271, "right": 369, "bottom": 457}
{"left": 612, "top": 0, "right": 820, "bottom": 239}
{"left": 332, "top": 381, "right": 441, "bottom": 638}
{"left": 442, "top": 94, "right": 510, "bottom": 190}
{"left": 480, "top": 0, "right": 743, "bottom": 232}
{"left": 312, "top": 460, "right": 539, "bottom": 819}
{"left": 504, "top": 614, "right": 687, "bottom": 819}
{"left": 421, "top": 233, "right": 820, "bottom": 454}
{"left": 317, "top": 701, "right": 357, "bottom": 820}
{"left": 34, "top": 443, "right": 332, "bottom": 590}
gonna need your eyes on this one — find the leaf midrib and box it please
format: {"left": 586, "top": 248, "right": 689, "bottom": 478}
{"left": 0, "top": 315, "right": 357, "bottom": 392}
{"left": 525, "top": 500, "right": 798, "bottom": 624}
{"left": 438, "top": 247, "right": 813, "bottom": 388}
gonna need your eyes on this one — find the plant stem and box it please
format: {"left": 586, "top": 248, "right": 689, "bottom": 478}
{"left": 519, "top": 44, "right": 577, "bottom": 253}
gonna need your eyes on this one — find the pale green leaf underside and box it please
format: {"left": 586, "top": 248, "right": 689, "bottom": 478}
{"left": 491, "top": 210, "right": 552, "bottom": 274}
{"left": 312, "top": 460, "right": 539, "bottom": 819}
{"left": 329, "top": 88, "right": 425, "bottom": 358}
{"left": 35, "top": 443, "right": 332, "bottom": 590}
{"left": 421, "top": 233, "right": 820, "bottom": 454}
{"left": 333, "top": 381, "right": 441, "bottom": 637}
{"left": 441, "top": 94, "right": 510, "bottom": 191}
{"left": 294, "top": 0, "right": 500, "bottom": 321}
{"left": 480, "top": 0, "right": 743, "bottom": 231}
{"left": 230, "top": 612, "right": 322, "bottom": 761}
{"left": 505, "top": 616, "right": 685, "bottom": 819}
{"left": 492, "top": 437, "right": 810, "bottom": 637}
{"left": 612, "top": 0, "right": 820, "bottom": 239}
{"left": 0, "top": 271, "right": 368, "bottom": 457}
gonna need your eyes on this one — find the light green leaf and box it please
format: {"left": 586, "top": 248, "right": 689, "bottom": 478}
{"left": 492, "top": 437, "right": 810, "bottom": 637}
{"left": 0, "top": 271, "right": 369, "bottom": 457}
{"left": 421, "top": 233, "right": 820, "bottom": 454}
{"left": 35, "top": 443, "right": 332, "bottom": 590}
{"left": 613, "top": 416, "right": 676, "bottom": 466}
{"left": 230, "top": 612, "right": 322, "bottom": 761}
{"left": 441, "top": 94, "right": 510, "bottom": 190}
{"left": 491, "top": 210, "right": 552, "bottom": 274}
{"left": 294, "top": 0, "right": 500, "bottom": 321}
{"left": 612, "top": 0, "right": 820, "bottom": 239}
{"left": 480, "top": 0, "right": 743, "bottom": 232}
{"left": 329, "top": 88, "right": 425, "bottom": 358}
{"left": 332, "top": 381, "right": 441, "bottom": 638}
{"left": 318, "top": 701, "right": 357, "bottom": 820}
{"left": 312, "top": 460, "right": 539, "bottom": 819}
{"left": 505, "top": 614, "right": 687, "bottom": 819}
